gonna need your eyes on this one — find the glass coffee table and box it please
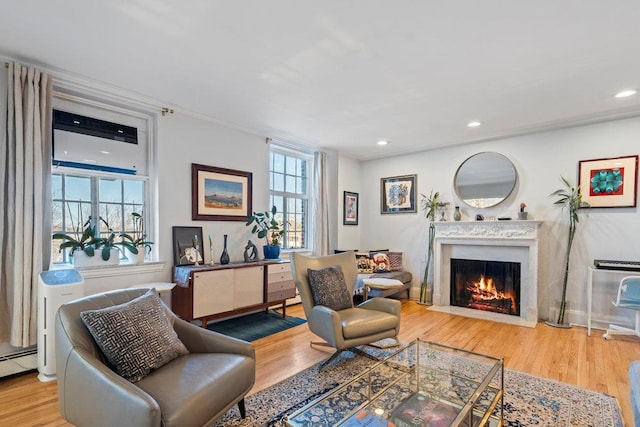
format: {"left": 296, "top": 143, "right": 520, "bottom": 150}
{"left": 285, "top": 339, "right": 503, "bottom": 426}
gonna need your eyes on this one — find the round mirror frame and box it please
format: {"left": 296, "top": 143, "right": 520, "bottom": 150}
{"left": 453, "top": 152, "right": 517, "bottom": 209}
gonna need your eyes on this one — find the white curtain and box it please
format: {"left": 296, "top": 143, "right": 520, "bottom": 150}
{"left": 312, "top": 151, "right": 329, "bottom": 255}
{"left": 0, "top": 63, "right": 52, "bottom": 347}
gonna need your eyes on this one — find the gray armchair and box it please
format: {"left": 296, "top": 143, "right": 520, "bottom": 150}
{"left": 55, "top": 288, "right": 255, "bottom": 427}
{"left": 291, "top": 252, "right": 401, "bottom": 367}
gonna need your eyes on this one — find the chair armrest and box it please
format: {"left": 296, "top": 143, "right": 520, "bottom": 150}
{"left": 172, "top": 316, "right": 255, "bottom": 359}
{"left": 59, "top": 347, "right": 161, "bottom": 427}
{"left": 358, "top": 297, "right": 402, "bottom": 317}
{"left": 307, "top": 305, "right": 343, "bottom": 347}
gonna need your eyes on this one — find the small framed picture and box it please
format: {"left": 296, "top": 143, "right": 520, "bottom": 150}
{"left": 172, "top": 226, "right": 204, "bottom": 266}
{"left": 343, "top": 191, "right": 359, "bottom": 225}
{"left": 192, "top": 163, "right": 252, "bottom": 221}
{"left": 380, "top": 174, "right": 417, "bottom": 214}
{"left": 578, "top": 155, "right": 638, "bottom": 208}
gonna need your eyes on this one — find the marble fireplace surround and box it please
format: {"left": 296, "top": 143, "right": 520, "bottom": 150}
{"left": 431, "top": 220, "right": 542, "bottom": 328}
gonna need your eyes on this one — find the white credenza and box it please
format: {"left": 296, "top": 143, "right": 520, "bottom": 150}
{"left": 172, "top": 260, "right": 295, "bottom": 327}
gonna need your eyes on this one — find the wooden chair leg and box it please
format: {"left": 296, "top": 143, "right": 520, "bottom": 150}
{"left": 238, "top": 398, "right": 246, "bottom": 419}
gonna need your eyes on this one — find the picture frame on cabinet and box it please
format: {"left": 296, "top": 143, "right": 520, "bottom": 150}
{"left": 173, "top": 226, "right": 204, "bottom": 266}
{"left": 578, "top": 155, "right": 638, "bottom": 208}
{"left": 343, "top": 191, "right": 359, "bottom": 225}
{"left": 191, "top": 163, "right": 253, "bottom": 221}
{"left": 380, "top": 174, "right": 417, "bottom": 214}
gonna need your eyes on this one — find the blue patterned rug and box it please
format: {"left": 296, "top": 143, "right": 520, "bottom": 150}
{"left": 213, "top": 345, "right": 624, "bottom": 426}
{"left": 206, "top": 310, "right": 306, "bottom": 342}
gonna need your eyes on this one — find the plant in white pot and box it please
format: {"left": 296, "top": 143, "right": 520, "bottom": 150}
{"left": 53, "top": 217, "right": 120, "bottom": 267}
{"left": 119, "top": 212, "right": 153, "bottom": 263}
{"left": 246, "top": 205, "right": 284, "bottom": 260}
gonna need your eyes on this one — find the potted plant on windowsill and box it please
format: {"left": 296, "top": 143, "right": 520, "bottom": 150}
{"left": 119, "top": 212, "right": 153, "bottom": 264}
{"left": 53, "top": 218, "right": 120, "bottom": 268}
{"left": 246, "top": 205, "right": 284, "bottom": 260}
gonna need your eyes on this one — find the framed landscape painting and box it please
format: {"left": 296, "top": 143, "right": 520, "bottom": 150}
{"left": 343, "top": 191, "right": 359, "bottom": 225}
{"left": 380, "top": 174, "right": 417, "bottom": 214}
{"left": 192, "top": 164, "right": 253, "bottom": 221}
{"left": 578, "top": 155, "right": 638, "bottom": 208}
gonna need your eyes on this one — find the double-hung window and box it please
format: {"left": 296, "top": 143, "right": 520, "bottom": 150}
{"left": 50, "top": 95, "right": 153, "bottom": 266}
{"left": 269, "top": 145, "right": 312, "bottom": 250}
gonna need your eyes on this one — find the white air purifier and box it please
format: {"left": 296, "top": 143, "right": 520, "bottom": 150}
{"left": 38, "top": 269, "right": 84, "bottom": 382}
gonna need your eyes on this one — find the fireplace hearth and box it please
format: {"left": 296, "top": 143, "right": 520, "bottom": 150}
{"left": 451, "top": 258, "right": 521, "bottom": 316}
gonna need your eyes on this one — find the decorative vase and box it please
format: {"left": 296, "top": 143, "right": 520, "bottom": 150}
{"left": 453, "top": 206, "right": 461, "bottom": 221}
{"left": 220, "top": 235, "right": 230, "bottom": 264}
{"left": 518, "top": 211, "right": 528, "bottom": 220}
{"left": 263, "top": 244, "right": 281, "bottom": 260}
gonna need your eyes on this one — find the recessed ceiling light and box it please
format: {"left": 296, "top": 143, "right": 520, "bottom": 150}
{"left": 615, "top": 89, "right": 637, "bottom": 98}
{"left": 467, "top": 121, "right": 482, "bottom": 128}
{"left": 377, "top": 140, "right": 389, "bottom": 146}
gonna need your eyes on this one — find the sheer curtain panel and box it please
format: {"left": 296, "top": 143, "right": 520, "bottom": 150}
{"left": 0, "top": 63, "right": 52, "bottom": 346}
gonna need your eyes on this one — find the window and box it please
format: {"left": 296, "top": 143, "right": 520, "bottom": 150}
{"left": 50, "top": 94, "right": 154, "bottom": 266}
{"left": 51, "top": 172, "right": 148, "bottom": 264}
{"left": 269, "top": 146, "right": 312, "bottom": 250}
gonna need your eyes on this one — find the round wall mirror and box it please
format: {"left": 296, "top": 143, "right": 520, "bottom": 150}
{"left": 454, "top": 152, "right": 517, "bottom": 208}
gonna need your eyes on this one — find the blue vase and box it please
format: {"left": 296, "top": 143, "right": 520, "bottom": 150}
{"left": 263, "top": 245, "right": 280, "bottom": 260}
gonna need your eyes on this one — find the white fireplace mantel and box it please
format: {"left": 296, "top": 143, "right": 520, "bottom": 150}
{"left": 431, "top": 220, "right": 542, "bottom": 327}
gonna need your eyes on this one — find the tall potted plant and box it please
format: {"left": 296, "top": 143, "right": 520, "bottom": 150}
{"left": 419, "top": 190, "right": 443, "bottom": 305}
{"left": 246, "top": 205, "right": 284, "bottom": 260}
{"left": 545, "top": 176, "right": 589, "bottom": 328}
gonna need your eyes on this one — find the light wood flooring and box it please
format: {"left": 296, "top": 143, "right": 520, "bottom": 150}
{"left": 1, "top": 300, "right": 638, "bottom": 426}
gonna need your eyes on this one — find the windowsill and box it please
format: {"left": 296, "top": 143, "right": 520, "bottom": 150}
{"left": 51, "top": 261, "right": 166, "bottom": 279}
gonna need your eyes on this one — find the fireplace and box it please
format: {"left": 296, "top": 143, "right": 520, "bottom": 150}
{"left": 451, "top": 258, "right": 521, "bottom": 316}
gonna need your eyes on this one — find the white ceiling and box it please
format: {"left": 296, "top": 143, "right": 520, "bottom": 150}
{"left": 2, "top": 1, "right": 640, "bottom": 160}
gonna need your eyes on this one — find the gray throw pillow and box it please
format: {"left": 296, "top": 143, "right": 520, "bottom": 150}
{"left": 80, "top": 288, "right": 189, "bottom": 383}
{"left": 307, "top": 265, "right": 353, "bottom": 311}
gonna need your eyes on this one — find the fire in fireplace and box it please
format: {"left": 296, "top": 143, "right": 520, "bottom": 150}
{"left": 450, "top": 258, "right": 521, "bottom": 316}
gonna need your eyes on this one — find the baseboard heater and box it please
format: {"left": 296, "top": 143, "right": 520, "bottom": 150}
{"left": 0, "top": 347, "right": 37, "bottom": 378}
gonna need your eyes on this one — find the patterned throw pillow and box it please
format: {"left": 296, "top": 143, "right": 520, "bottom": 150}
{"left": 355, "top": 252, "right": 373, "bottom": 273}
{"left": 80, "top": 288, "right": 189, "bottom": 383}
{"left": 387, "top": 251, "right": 404, "bottom": 271}
{"left": 307, "top": 265, "right": 353, "bottom": 311}
{"left": 372, "top": 252, "right": 391, "bottom": 272}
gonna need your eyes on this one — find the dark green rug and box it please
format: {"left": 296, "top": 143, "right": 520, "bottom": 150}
{"left": 206, "top": 310, "right": 306, "bottom": 341}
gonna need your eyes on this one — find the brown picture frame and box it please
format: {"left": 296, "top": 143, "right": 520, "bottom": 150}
{"left": 578, "top": 155, "right": 638, "bottom": 208}
{"left": 192, "top": 163, "right": 252, "bottom": 221}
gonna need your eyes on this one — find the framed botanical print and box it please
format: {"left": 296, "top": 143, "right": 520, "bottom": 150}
{"left": 578, "top": 155, "right": 638, "bottom": 208}
{"left": 380, "top": 174, "right": 417, "bottom": 214}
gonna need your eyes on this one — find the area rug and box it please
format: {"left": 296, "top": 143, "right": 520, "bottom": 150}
{"left": 206, "top": 310, "right": 306, "bottom": 342}
{"left": 212, "top": 346, "right": 624, "bottom": 426}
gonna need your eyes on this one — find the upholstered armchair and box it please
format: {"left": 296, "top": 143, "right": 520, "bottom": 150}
{"left": 291, "top": 252, "right": 401, "bottom": 367}
{"left": 55, "top": 288, "right": 255, "bottom": 427}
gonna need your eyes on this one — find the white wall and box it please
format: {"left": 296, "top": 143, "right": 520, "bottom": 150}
{"left": 337, "top": 154, "right": 362, "bottom": 251}
{"left": 157, "top": 113, "right": 270, "bottom": 268}
{"left": 358, "top": 116, "right": 640, "bottom": 324}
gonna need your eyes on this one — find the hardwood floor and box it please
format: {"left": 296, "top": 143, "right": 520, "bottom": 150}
{"left": 0, "top": 300, "right": 638, "bottom": 426}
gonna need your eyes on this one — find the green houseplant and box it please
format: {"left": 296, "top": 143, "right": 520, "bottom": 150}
{"left": 419, "top": 190, "right": 444, "bottom": 305}
{"left": 119, "top": 212, "right": 153, "bottom": 263}
{"left": 545, "top": 176, "right": 589, "bottom": 328}
{"left": 246, "top": 205, "right": 284, "bottom": 260}
{"left": 53, "top": 218, "right": 121, "bottom": 267}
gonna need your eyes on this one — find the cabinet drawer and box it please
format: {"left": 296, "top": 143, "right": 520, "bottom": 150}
{"left": 267, "top": 288, "right": 296, "bottom": 302}
{"left": 268, "top": 263, "right": 291, "bottom": 274}
{"left": 267, "top": 279, "right": 295, "bottom": 292}
{"left": 267, "top": 272, "right": 293, "bottom": 284}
